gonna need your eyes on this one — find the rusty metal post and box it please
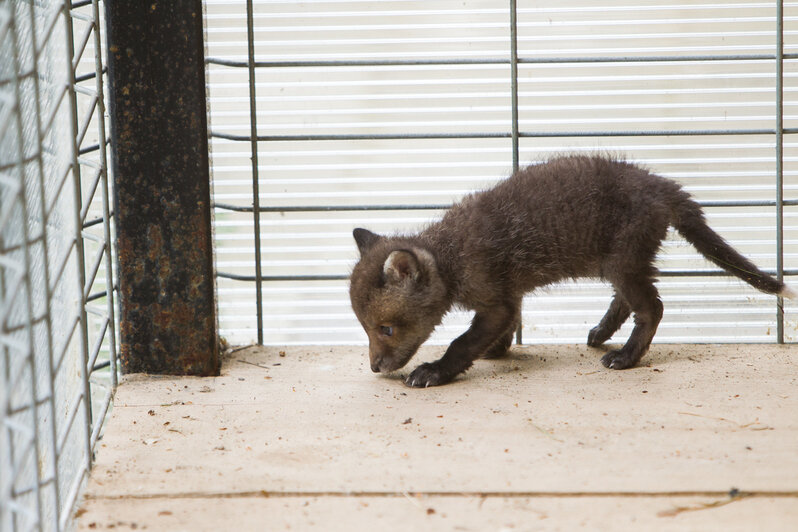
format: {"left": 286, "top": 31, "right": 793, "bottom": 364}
{"left": 104, "top": 0, "right": 219, "bottom": 375}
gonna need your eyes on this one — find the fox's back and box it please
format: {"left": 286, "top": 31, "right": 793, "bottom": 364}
{"left": 424, "top": 155, "right": 683, "bottom": 294}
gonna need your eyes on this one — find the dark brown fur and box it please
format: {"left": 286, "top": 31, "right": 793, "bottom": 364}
{"left": 350, "top": 155, "right": 791, "bottom": 387}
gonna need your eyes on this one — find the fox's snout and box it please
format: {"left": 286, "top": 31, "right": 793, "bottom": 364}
{"left": 368, "top": 346, "right": 410, "bottom": 374}
{"left": 369, "top": 349, "right": 388, "bottom": 373}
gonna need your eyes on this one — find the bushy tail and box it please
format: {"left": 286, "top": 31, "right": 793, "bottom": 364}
{"left": 671, "top": 195, "right": 792, "bottom": 297}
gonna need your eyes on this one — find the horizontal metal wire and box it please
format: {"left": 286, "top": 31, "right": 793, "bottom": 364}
{"left": 207, "top": 52, "right": 798, "bottom": 68}
{"left": 83, "top": 212, "right": 112, "bottom": 229}
{"left": 5, "top": 390, "right": 50, "bottom": 418}
{"left": 91, "top": 360, "right": 110, "bottom": 371}
{"left": 0, "top": 151, "right": 38, "bottom": 172}
{"left": 2, "top": 312, "right": 49, "bottom": 336}
{"left": 214, "top": 202, "right": 450, "bottom": 212}
{"left": 75, "top": 71, "right": 96, "bottom": 83}
{"left": 0, "top": 232, "right": 45, "bottom": 256}
{"left": 75, "top": 67, "right": 106, "bottom": 84}
{"left": 662, "top": 269, "right": 798, "bottom": 277}
{"left": 213, "top": 199, "right": 798, "bottom": 214}
{"left": 218, "top": 272, "right": 350, "bottom": 282}
{"left": 212, "top": 131, "right": 510, "bottom": 141}
{"left": 86, "top": 290, "right": 108, "bottom": 302}
{"left": 8, "top": 472, "right": 56, "bottom": 505}
{"left": 79, "top": 143, "right": 99, "bottom": 155}
{"left": 210, "top": 57, "right": 511, "bottom": 67}
{"left": 212, "top": 128, "right": 798, "bottom": 143}
{"left": 217, "top": 269, "right": 798, "bottom": 283}
{"left": 700, "top": 199, "right": 798, "bottom": 208}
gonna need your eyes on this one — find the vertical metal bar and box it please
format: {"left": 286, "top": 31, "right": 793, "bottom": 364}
{"left": 91, "top": 0, "right": 118, "bottom": 387}
{"left": 246, "top": 0, "right": 264, "bottom": 345}
{"left": 2, "top": 10, "right": 22, "bottom": 530}
{"left": 8, "top": 5, "right": 45, "bottom": 528}
{"left": 510, "top": 0, "right": 522, "bottom": 345}
{"left": 63, "top": 0, "right": 94, "bottom": 475}
{"left": 104, "top": 0, "right": 219, "bottom": 375}
{"left": 0, "top": 329, "right": 11, "bottom": 532}
{"left": 776, "top": 0, "right": 785, "bottom": 343}
{"left": 510, "top": 0, "right": 520, "bottom": 175}
{"left": 0, "top": 280, "right": 9, "bottom": 532}
{"left": 26, "top": 0, "right": 62, "bottom": 524}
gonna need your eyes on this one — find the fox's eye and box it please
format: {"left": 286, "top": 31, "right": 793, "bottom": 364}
{"left": 379, "top": 325, "right": 394, "bottom": 337}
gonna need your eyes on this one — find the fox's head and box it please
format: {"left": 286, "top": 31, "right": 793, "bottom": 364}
{"left": 349, "top": 228, "right": 449, "bottom": 374}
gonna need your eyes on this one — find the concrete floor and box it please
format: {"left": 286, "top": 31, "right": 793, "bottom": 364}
{"left": 77, "top": 344, "right": 798, "bottom": 531}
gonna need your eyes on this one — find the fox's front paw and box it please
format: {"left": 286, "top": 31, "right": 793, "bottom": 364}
{"left": 600, "top": 348, "right": 639, "bottom": 370}
{"left": 405, "top": 362, "right": 452, "bottom": 388}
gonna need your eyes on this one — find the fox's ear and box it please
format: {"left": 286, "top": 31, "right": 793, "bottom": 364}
{"left": 383, "top": 250, "right": 421, "bottom": 284}
{"left": 353, "top": 228, "right": 381, "bottom": 255}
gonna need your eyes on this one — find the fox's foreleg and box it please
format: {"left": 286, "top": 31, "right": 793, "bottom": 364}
{"left": 405, "top": 302, "right": 518, "bottom": 387}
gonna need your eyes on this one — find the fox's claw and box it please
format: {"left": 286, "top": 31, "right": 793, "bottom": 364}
{"left": 600, "top": 348, "right": 638, "bottom": 370}
{"left": 405, "top": 362, "right": 451, "bottom": 388}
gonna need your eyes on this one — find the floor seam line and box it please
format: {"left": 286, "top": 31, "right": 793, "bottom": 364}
{"left": 83, "top": 490, "right": 798, "bottom": 500}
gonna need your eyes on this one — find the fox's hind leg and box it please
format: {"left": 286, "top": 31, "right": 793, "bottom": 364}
{"left": 599, "top": 209, "right": 668, "bottom": 370}
{"left": 587, "top": 293, "right": 631, "bottom": 347}
{"left": 601, "top": 274, "right": 663, "bottom": 370}
{"left": 481, "top": 328, "right": 515, "bottom": 359}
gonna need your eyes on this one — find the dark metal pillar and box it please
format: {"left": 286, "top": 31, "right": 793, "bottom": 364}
{"left": 104, "top": 0, "right": 219, "bottom": 375}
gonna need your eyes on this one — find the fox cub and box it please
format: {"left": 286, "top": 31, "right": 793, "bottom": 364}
{"left": 349, "top": 155, "right": 793, "bottom": 388}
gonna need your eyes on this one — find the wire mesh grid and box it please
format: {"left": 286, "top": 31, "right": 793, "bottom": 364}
{"left": 206, "top": 0, "right": 798, "bottom": 347}
{"left": 0, "top": 1, "right": 117, "bottom": 531}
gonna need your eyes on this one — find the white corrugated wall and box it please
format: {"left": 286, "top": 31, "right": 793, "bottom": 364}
{"left": 205, "top": 0, "right": 798, "bottom": 346}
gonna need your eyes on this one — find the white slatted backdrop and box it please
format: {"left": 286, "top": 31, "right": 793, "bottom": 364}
{"left": 205, "top": 0, "right": 798, "bottom": 347}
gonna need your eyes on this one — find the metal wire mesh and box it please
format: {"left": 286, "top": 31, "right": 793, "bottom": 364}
{"left": 206, "top": 0, "right": 798, "bottom": 347}
{"left": 0, "top": 1, "right": 117, "bottom": 531}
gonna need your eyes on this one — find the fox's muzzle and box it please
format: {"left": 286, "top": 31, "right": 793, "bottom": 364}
{"left": 369, "top": 344, "right": 418, "bottom": 374}
{"left": 369, "top": 351, "right": 395, "bottom": 373}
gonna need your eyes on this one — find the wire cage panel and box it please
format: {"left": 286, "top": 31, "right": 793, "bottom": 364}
{"left": 206, "top": 0, "right": 798, "bottom": 347}
{"left": 1, "top": 1, "right": 117, "bottom": 531}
